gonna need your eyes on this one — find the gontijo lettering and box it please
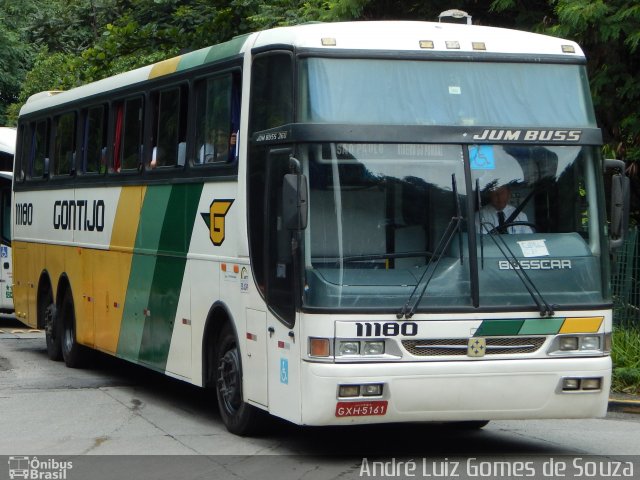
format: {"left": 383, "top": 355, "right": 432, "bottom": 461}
{"left": 53, "top": 200, "right": 105, "bottom": 231}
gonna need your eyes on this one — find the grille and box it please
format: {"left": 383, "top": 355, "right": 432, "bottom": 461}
{"left": 402, "top": 337, "right": 546, "bottom": 356}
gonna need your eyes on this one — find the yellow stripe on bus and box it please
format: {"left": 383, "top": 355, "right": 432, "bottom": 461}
{"left": 111, "top": 186, "right": 146, "bottom": 251}
{"left": 148, "top": 56, "right": 181, "bottom": 79}
{"left": 559, "top": 316, "right": 603, "bottom": 334}
{"left": 91, "top": 186, "right": 147, "bottom": 353}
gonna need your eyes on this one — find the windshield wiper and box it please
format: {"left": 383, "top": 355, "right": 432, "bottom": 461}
{"left": 397, "top": 174, "right": 463, "bottom": 319}
{"left": 478, "top": 221, "right": 556, "bottom": 317}
{"left": 337, "top": 251, "right": 433, "bottom": 265}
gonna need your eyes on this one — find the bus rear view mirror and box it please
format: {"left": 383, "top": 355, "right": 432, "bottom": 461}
{"left": 605, "top": 159, "right": 629, "bottom": 250}
{"left": 282, "top": 173, "right": 308, "bottom": 230}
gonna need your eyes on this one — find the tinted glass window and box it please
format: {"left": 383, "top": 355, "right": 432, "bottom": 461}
{"left": 54, "top": 112, "right": 76, "bottom": 176}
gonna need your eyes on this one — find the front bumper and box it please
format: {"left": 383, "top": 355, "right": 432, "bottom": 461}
{"left": 300, "top": 356, "right": 611, "bottom": 425}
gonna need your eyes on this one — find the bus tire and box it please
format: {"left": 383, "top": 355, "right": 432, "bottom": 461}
{"left": 449, "top": 420, "right": 490, "bottom": 430}
{"left": 60, "top": 290, "right": 88, "bottom": 368}
{"left": 43, "top": 300, "right": 61, "bottom": 361}
{"left": 215, "top": 323, "right": 265, "bottom": 436}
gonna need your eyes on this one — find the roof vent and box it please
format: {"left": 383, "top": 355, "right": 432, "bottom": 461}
{"left": 438, "top": 9, "right": 472, "bottom": 25}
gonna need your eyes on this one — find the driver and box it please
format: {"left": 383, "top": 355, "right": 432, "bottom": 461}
{"left": 476, "top": 185, "right": 533, "bottom": 234}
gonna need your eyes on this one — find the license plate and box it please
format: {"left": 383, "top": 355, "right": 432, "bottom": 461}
{"left": 335, "top": 400, "right": 388, "bottom": 417}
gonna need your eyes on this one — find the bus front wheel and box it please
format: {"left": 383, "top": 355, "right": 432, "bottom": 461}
{"left": 215, "top": 323, "right": 265, "bottom": 436}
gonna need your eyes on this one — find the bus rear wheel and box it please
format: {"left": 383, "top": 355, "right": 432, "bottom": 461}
{"left": 60, "top": 290, "right": 88, "bottom": 368}
{"left": 215, "top": 323, "right": 265, "bottom": 436}
{"left": 43, "top": 300, "right": 61, "bottom": 361}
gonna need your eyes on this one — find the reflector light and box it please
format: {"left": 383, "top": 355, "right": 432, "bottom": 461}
{"left": 362, "top": 384, "right": 383, "bottom": 396}
{"left": 581, "top": 378, "right": 602, "bottom": 390}
{"left": 446, "top": 41, "right": 460, "bottom": 49}
{"left": 562, "top": 45, "right": 576, "bottom": 53}
{"left": 339, "top": 385, "right": 360, "bottom": 397}
{"left": 309, "top": 338, "right": 330, "bottom": 357}
{"left": 562, "top": 378, "right": 580, "bottom": 391}
{"left": 321, "top": 38, "right": 337, "bottom": 46}
{"left": 472, "top": 42, "right": 486, "bottom": 51}
{"left": 419, "top": 40, "right": 434, "bottom": 49}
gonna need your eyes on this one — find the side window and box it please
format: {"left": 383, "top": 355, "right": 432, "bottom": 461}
{"left": 113, "top": 97, "right": 143, "bottom": 172}
{"left": 15, "top": 123, "right": 30, "bottom": 182}
{"left": 194, "top": 72, "right": 241, "bottom": 165}
{"left": 149, "top": 86, "right": 187, "bottom": 169}
{"left": 83, "top": 105, "right": 108, "bottom": 174}
{"left": 31, "top": 119, "right": 49, "bottom": 179}
{"left": 250, "top": 53, "right": 293, "bottom": 134}
{"left": 53, "top": 112, "right": 76, "bottom": 176}
{"left": 1, "top": 183, "right": 11, "bottom": 244}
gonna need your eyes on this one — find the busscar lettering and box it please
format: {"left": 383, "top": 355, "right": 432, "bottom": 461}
{"left": 53, "top": 200, "right": 105, "bottom": 232}
{"left": 498, "top": 259, "right": 572, "bottom": 270}
{"left": 472, "top": 129, "right": 582, "bottom": 142}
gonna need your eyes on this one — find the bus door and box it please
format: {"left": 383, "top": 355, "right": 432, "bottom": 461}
{"left": 264, "top": 147, "right": 302, "bottom": 421}
{"left": 0, "top": 175, "right": 13, "bottom": 312}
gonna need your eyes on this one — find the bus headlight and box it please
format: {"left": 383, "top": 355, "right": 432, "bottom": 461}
{"left": 338, "top": 341, "right": 360, "bottom": 356}
{"left": 559, "top": 336, "right": 579, "bottom": 351}
{"left": 548, "top": 334, "right": 606, "bottom": 356}
{"left": 580, "top": 336, "right": 600, "bottom": 351}
{"left": 363, "top": 341, "right": 385, "bottom": 355}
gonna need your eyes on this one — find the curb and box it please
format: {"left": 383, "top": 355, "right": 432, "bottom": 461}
{"left": 608, "top": 397, "right": 640, "bottom": 414}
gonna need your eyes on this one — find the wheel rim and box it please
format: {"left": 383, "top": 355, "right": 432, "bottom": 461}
{"left": 44, "top": 304, "right": 55, "bottom": 339}
{"left": 217, "top": 346, "right": 242, "bottom": 415}
{"left": 62, "top": 301, "right": 74, "bottom": 354}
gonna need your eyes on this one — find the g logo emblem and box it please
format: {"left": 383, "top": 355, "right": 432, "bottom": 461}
{"left": 202, "top": 199, "right": 234, "bottom": 246}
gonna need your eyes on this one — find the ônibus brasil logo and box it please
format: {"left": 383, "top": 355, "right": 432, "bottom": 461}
{"left": 8, "top": 456, "right": 73, "bottom": 480}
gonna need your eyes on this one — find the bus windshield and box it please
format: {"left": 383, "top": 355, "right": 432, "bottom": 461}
{"left": 298, "top": 58, "right": 596, "bottom": 127}
{"left": 300, "top": 143, "right": 608, "bottom": 311}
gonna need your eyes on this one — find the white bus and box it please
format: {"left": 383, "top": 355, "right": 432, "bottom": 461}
{"left": 12, "top": 20, "right": 628, "bottom": 435}
{"left": 0, "top": 126, "right": 15, "bottom": 313}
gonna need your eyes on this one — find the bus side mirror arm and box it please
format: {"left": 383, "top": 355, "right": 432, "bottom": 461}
{"left": 282, "top": 158, "right": 308, "bottom": 231}
{"left": 605, "top": 159, "right": 630, "bottom": 250}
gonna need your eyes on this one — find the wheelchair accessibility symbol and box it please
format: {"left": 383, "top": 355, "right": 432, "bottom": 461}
{"left": 469, "top": 145, "right": 495, "bottom": 170}
{"left": 280, "top": 358, "right": 289, "bottom": 384}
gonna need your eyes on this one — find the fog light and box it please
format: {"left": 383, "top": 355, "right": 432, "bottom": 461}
{"left": 339, "top": 341, "right": 360, "bottom": 355}
{"left": 339, "top": 385, "right": 360, "bottom": 397}
{"left": 580, "top": 336, "right": 600, "bottom": 351}
{"left": 363, "top": 341, "right": 385, "bottom": 355}
{"left": 361, "top": 384, "right": 383, "bottom": 396}
{"left": 581, "top": 378, "right": 602, "bottom": 390}
{"left": 562, "top": 378, "right": 580, "bottom": 391}
{"left": 559, "top": 336, "right": 579, "bottom": 351}
{"left": 310, "top": 338, "right": 330, "bottom": 357}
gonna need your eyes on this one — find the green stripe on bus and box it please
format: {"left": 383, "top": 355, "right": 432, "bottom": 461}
{"left": 135, "top": 185, "right": 173, "bottom": 252}
{"left": 137, "top": 183, "right": 204, "bottom": 369}
{"left": 117, "top": 185, "right": 172, "bottom": 362}
{"left": 475, "top": 319, "right": 524, "bottom": 336}
{"left": 518, "top": 318, "right": 565, "bottom": 335}
{"left": 177, "top": 34, "right": 249, "bottom": 72}
{"left": 117, "top": 253, "right": 157, "bottom": 361}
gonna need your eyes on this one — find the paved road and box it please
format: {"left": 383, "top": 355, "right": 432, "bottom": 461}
{"left": 1, "top": 317, "right": 639, "bottom": 479}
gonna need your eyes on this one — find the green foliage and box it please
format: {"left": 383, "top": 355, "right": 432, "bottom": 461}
{"left": 611, "top": 326, "right": 640, "bottom": 394}
{"left": 2, "top": 0, "right": 640, "bottom": 206}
